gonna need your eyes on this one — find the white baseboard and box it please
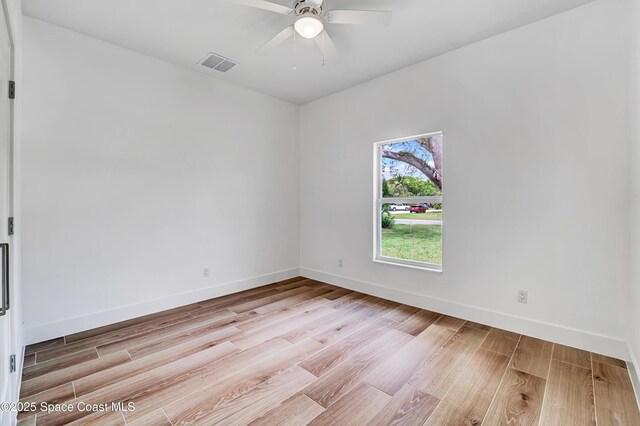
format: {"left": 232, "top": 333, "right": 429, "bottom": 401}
{"left": 24, "top": 268, "right": 300, "bottom": 345}
{"left": 628, "top": 343, "right": 640, "bottom": 410}
{"left": 300, "top": 267, "right": 630, "bottom": 360}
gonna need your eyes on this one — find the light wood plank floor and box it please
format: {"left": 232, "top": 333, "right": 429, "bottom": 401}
{"left": 18, "top": 277, "right": 640, "bottom": 425}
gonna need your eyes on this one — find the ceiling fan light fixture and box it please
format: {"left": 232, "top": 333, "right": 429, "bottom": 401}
{"left": 294, "top": 15, "right": 324, "bottom": 39}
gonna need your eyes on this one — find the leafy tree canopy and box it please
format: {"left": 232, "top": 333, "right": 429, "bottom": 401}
{"left": 385, "top": 176, "right": 440, "bottom": 197}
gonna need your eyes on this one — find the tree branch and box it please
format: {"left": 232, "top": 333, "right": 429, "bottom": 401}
{"left": 382, "top": 149, "right": 442, "bottom": 189}
{"left": 418, "top": 135, "right": 443, "bottom": 178}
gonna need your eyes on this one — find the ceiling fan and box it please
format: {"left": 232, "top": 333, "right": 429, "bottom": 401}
{"left": 231, "top": 0, "right": 392, "bottom": 59}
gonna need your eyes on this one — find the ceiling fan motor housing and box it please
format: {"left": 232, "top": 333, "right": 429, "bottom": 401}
{"left": 295, "top": 0, "right": 322, "bottom": 15}
{"left": 303, "top": 0, "right": 323, "bottom": 8}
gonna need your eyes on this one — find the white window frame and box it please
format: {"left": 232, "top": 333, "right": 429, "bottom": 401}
{"left": 373, "top": 131, "right": 443, "bottom": 272}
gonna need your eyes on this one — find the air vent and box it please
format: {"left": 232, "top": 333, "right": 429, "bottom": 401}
{"left": 199, "top": 53, "right": 238, "bottom": 73}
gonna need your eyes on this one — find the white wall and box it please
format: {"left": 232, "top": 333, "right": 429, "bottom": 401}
{"left": 21, "top": 17, "right": 300, "bottom": 343}
{"left": 300, "top": 0, "right": 631, "bottom": 358}
{"left": 629, "top": 0, "right": 640, "bottom": 401}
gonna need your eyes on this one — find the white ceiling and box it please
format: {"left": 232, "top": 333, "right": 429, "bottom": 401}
{"left": 22, "top": 0, "right": 595, "bottom": 104}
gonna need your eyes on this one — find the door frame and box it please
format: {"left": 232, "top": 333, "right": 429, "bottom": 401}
{"left": 0, "top": 1, "right": 20, "bottom": 425}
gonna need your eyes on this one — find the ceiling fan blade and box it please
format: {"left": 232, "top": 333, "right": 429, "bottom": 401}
{"left": 325, "top": 10, "right": 392, "bottom": 26}
{"left": 315, "top": 31, "right": 339, "bottom": 61}
{"left": 230, "top": 0, "right": 294, "bottom": 15}
{"left": 257, "top": 26, "right": 295, "bottom": 54}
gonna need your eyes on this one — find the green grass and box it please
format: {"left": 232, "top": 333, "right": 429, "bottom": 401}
{"left": 382, "top": 224, "right": 442, "bottom": 265}
{"left": 392, "top": 211, "right": 442, "bottom": 220}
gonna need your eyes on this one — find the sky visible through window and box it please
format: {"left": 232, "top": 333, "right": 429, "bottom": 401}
{"left": 381, "top": 139, "right": 435, "bottom": 181}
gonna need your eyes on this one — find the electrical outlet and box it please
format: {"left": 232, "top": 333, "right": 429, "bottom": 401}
{"left": 338, "top": 259, "right": 343, "bottom": 267}
{"left": 517, "top": 290, "right": 528, "bottom": 304}
{"left": 203, "top": 267, "right": 210, "bottom": 278}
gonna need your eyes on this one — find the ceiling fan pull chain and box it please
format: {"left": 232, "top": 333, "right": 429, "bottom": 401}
{"left": 322, "top": 31, "right": 326, "bottom": 66}
{"left": 293, "top": 31, "right": 297, "bottom": 71}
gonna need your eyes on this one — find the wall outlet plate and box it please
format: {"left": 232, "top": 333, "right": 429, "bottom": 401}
{"left": 518, "top": 290, "right": 528, "bottom": 304}
{"left": 203, "top": 267, "right": 210, "bottom": 278}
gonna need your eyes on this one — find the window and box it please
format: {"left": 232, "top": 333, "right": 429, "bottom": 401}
{"left": 374, "top": 132, "right": 443, "bottom": 271}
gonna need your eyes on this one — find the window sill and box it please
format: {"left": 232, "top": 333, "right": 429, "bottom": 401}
{"left": 374, "top": 256, "right": 443, "bottom": 273}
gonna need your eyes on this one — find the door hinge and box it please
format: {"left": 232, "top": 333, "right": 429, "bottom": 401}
{"left": 9, "top": 354, "right": 16, "bottom": 373}
{"left": 8, "top": 81, "right": 15, "bottom": 99}
{"left": 8, "top": 217, "right": 13, "bottom": 236}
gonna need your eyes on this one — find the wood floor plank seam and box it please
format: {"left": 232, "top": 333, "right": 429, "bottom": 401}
{"left": 591, "top": 360, "right": 640, "bottom": 424}
{"left": 26, "top": 338, "right": 66, "bottom": 356}
{"left": 553, "top": 358, "right": 595, "bottom": 369}
{"left": 538, "top": 359, "right": 596, "bottom": 425}
{"left": 483, "top": 367, "right": 547, "bottom": 425}
{"left": 97, "top": 312, "right": 240, "bottom": 357}
{"left": 299, "top": 317, "right": 396, "bottom": 378}
{"left": 236, "top": 298, "right": 331, "bottom": 334}
{"left": 71, "top": 334, "right": 232, "bottom": 397}
{"left": 590, "top": 350, "right": 599, "bottom": 426}
{"left": 95, "top": 311, "right": 238, "bottom": 357}
{"left": 124, "top": 321, "right": 242, "bottom": 360}
{"left": 309, "top": 300, "right": 398, "bottom": 348}
{"left": 551, "top": 343, "right": 592, "bottom": 370}
{"left": 248, "top": 392, "right": 325, "bottom": 426}
{"left": 423, "top": 348, "right": 511, "bottom": 425}
{"left": 535, "top": 343, "right": 556, "bottom": 426}
{"left": 279, "top": 301, "right": 371, "bottom": 344}
{"left": 22, "top": 348, "right": 101, "bottom": 382}
{"left": 162, "top": 339, "right": 322, "bottom": 425}
{"left": 36, "top": 341, "right": 242, "bottom": 425}
{"left": 63, "top": 305, "right": 204, "bottom": 346}
{"left": 407, "top": 324, "right": 491, "bottom": 400}
{"left": 100, "top": 304, "right": 204, "bottom": 334}
{"left": 20, "top": 351, "right": 133, "bottom": 399}
{"left": 482, "top": 346, "right": 518, "bottom": 358}
{"left": 365, "top": 383, "right": 439, "bottom": 425}
{"left": 186, "top": 365, "right": 318, "bottom": 425}
{"left": 481, "top": 334, "right": 523, "bottom": 424}
{"left": 363, "top": 323, "right": 456, "bottom": 397}
{"left": 228, "top": 286, "right": 316, "bottom": 313}
{"left": 161, "top": 408, "right": 174, "bottom": 426}
{"left": 405, "top": 323, "right": 493, "bottom": 422}
{"left": 33, "top": 308, "right": 235, "bottom": 363}
{"left": 307, "top": 381, "right": 391, "bottom": 425}
{"left": 302, "top": 329, "right": 415, "bottom": 408}
{"left": 509, "top": 336, "right": 553, "bottom": 380}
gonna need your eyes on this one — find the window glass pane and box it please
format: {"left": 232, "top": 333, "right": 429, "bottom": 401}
{"left": 389, "top": 204, "right": 442, "bottom": 221}
{"left": 380, "top": 203, "right": 442, "bottom": 266}
{"left": 381, "top": 134, "right": 443, "bottom": 198}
